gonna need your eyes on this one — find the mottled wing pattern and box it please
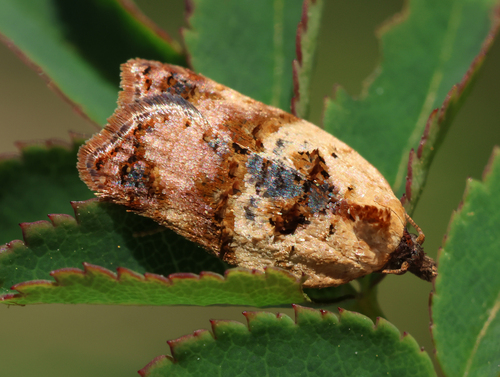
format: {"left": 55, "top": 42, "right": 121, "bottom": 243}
{"left": 78, "top": 93, "right": 234, "bottom": 249}
{"left": 78, "top": 59, "right": 407, "bottom": 288}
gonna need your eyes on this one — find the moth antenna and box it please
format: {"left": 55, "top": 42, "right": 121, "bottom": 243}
{"left": 405, "top": 213, "right": 425, "bottom": 245}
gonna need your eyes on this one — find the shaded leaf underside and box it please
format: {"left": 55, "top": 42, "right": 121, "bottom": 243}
{"left": 139, "top": 305, "right": 436, "bottom": 377}
{"left": 0, "top": 137, "right": 93, "bottom": 245}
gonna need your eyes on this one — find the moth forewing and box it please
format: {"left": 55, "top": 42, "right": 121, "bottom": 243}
{"left": 78, "top": 59, "right": 432, "bottom": 289}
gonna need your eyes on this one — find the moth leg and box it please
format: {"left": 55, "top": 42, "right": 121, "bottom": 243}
{"left": 405, "top": 213, "right": 425, "bottom": 245}
{"left": 382, "top": 261, "right": 410, "bottom": 276}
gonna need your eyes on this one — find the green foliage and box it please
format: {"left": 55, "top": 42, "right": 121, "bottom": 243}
{"left": 139, "top": 306, "right": 436, "bottom": 377}
{"left": 432, "top": 147, "right": 500, "bottom": 377}
{"left": 403, "top": 10, "right": 499, "bottom": 214}
{"left": 184, "top": 0, "right": 303, "bottom": 111}
{"left": 0, "top": 0, "right": 184, "bottom": 125}
{"left": 323, "top": 0, "right": 497, "bottom": 199}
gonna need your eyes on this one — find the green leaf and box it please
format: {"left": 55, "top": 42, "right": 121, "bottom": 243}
{"left": 0, "top": 0, "right": 185, "bottom": 125}
{"left": 0, "top": 199, "right": 227, "bottom": 296}
{"left": 1, "top": 264, "right": 305, "bottom": 306}
{"left": 432, "top": 147, "right": 500, "bottom": 377}
{"left": 139, "top": 305, "right": 436, "bottom": 377}
{"left": 291, "top": 0, "right": 324, "bottom": 119}
{"left": 403, "top": 13, "right": 500, "bottom": 214}
{"left": 0, "top": 137, "right": 92, "bottom": 245}
{"left": 184, "top": 0, "right": 304, "bottom": 111}
{"left": 323, "top": 0, "right": 499, "bottom": 199}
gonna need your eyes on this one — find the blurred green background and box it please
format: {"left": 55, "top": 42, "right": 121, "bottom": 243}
{"left": 0, "top": 1, "right": 499, "bottom": 376}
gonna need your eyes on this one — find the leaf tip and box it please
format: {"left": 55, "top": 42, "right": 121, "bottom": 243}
{"left": 482, "top": 145, "right": 500, "bottom": 181}
{"left": 50, "top": 267, "right": 85, "bottom": 281}
{"left": 82, "top": 262, "right": 117, "bottom": 280}
{"left": 47, "top": 213, "right": 78, "bottom": 227}
{"left": 11, "top": 279, "right": 55, "bottom": 293}
{"left": 138, "top": 355, "right": 172, "bottom": 377}
{"left": 167, "top": 329, "right": 213, "bottom": 358}
{"left": 117, "top": 266, "right": 145, "bottom": 282}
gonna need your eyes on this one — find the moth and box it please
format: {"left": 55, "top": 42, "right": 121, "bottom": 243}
{"left": 78, "top": 59, "right": 436, "bottom": 288}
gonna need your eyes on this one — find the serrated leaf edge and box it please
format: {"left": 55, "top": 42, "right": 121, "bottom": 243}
{"left": 1, "top": 196, "right": 306, "bottom": 305}
{"left": 0, "top": 198, "right": 94, "bottom": 252}
{"left": 0, "top": 262, "right": 302, "bottom": 304}
{"left": 138, "top": 305, "right": 429, "bottom": 376}
{"left": 291, "top": 0, "right": 324, "bottom": 119}
{"left": 118, "top": 0, "right": 184, "bottom": 53}
{"left": 0, "top": 132, "right": 87, "bottom": 163}
{"left": 401, "top": 5, "right": 500, "bottom": 214}
{"left": 430, "top": 146, "right": 500, "bottom": 375}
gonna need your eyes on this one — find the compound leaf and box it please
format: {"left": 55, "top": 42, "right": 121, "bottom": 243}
{"left": 323, "top": 0, "right": 499, "bottom": 206}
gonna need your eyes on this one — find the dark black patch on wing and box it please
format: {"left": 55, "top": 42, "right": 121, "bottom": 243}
{"left": 246, "top": 153, "right": 338, "bottom": 212}
{"left": 246, "top": 151, "right": 340, "bottom": 236}
{"left": 165, "top": 72, "right": 196, "bottom": 98}
{"left": 244, "top": 206, "right": 255, "bottom": 220}
{"left": 247, "top": 154, "right": 302, "bottom": 199}
{"left": 269, "top": 203, "right": 311, "bottom": 235}
{"left": 232, "top": 143, "right": 249, "bottom": 155}
{"left": 308, "top": 183, "right": 335, "bottom": 212}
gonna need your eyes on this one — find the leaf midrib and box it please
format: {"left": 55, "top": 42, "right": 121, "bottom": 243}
{"left": 462, "top": 291, "right": 500, "bottom": 377}
{"left": 271, "top": 0, "right": 285, "bottom": 108}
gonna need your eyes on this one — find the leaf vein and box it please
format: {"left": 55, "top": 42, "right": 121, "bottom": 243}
{"left": 463, "top": 291, "right": 500, "bottom": 377}
{"left": 271, "top": 0, "right": 285, "bottom": 107}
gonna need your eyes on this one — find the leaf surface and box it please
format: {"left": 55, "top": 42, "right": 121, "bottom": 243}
{"left": 139, "top": 305, "right": 436, "bottom": 377}
{"left": 1, "top": 264, "right": 304, "bottom": 306}
{"left": 0, "top": 0, "right": 184, "bottom": 125}
{"left": 184, "top": 0, "right": 304, "bottom": 111}
{"left": 403, "top": 10, "right": 500, "bottom": 213}
{"left": 0, "top": 137, "right": 92, "bottom": 245}
{"left": 0, "top": 199, "right": 226, "bottom": 296}
{"left": 323, "top": 0, "right": 499, "bottom": 200}
{"left": 432, "top": 147, "right": 500, "bottom": 377}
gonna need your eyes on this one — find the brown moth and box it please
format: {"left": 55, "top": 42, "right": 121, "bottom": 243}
{"left": 77, "top": 59, "right": 436, "bottom": 288}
